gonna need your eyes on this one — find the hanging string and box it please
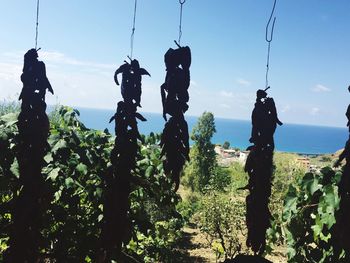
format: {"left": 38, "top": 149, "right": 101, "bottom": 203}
{"left": 178, "top": 0, "right": 186, "bottom": 45}
{"left": 265, "top": 0, "right": 277, "bottom": 89}
{"left": 35, "top": 0, "right": 40, "bottom": 49}
{"left": 130, "top": 0, "right": 137, "bottom": 59}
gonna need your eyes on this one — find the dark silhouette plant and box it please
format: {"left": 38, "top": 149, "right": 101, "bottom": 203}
{"left": 241, "top": 87, "right": 282, "bottom": 255}
{"left": 160, "top": 42, "right": 191, "bottom": 191}
{"left": 4, "top": 48, "right": 53, "bottom": 262}
{"left": 98, "top": 59, "right": 149, "bottom": 262}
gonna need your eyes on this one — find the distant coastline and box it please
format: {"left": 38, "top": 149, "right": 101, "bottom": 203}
{"left": 50, "top": 106, "right": 348, "bottom": 155}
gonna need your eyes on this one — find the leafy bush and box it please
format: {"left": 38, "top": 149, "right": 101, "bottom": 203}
{"left": 282, "top": 167, "right": 345, "bottom": 262}
{"left": 0, "top": 106, "right": 183, "bottom": 262}
{"left": 266, "top": 153, "right": 305, "bottom": 250}
{"left": 184, "top": 112, "right": 217, "bottom": 192}
{"left": 198, "top": 192, "right": 246, "bottom": 261}
{"left": 223, "top": 141, "right": 230, "bottom": 149}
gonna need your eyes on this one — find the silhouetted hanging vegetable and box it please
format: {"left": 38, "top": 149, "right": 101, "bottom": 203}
{"left": 160, "top": 43, "right": 191, "bottom": 121}
{"left": 243, "top": 88, "right": 282, "bottom": 255}
{"left": 4, "top": 1, "right": 54, "bottom": 260}
{"left": 160, "top": 107, "right": 189, "bottom": 191}
{"left": 160, "top": 0, "right": 190, "bottom": 191}
{"left": 99, "top": 100, "right": 146, "bottom": 262}
{"left": 98, "top": 1, "right": 149, "bottom": 260}
{"left": 114, "top": 58, "right": 150, "bottom": 107}
{"left": 5, "top": 48, "right": 53, "bottom": 262}
{"left": 241, "top": 0, "right": 282, "bottom": 255}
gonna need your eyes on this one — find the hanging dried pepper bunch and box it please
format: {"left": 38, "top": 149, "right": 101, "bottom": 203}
{"left": 5, "top": 48, "right": 53, "bottom": 262}
{"left": 160, "top": 42, "right": 191, "bottom": 191}
{"left": 114, "top": 58, "right": 150, "bottom": 107}
{"left": 242, "top": 87, "right": 282, "bottom": 255}
{"left": 98, "top": 59, "right": 148, "bottom": 262}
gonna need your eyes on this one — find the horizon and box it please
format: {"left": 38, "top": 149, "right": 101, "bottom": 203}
{"left": 47, "top": 104, "right": 349, "bottom": 129}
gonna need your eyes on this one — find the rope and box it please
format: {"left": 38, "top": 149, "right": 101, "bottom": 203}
{"left": 35, "top": 0, "right": 40, "bottom": 49}
{"left": 265, "top": 0, "right": 277, "bottom": 88}
{"left": 130, "top": 0, "right": 137, "bottom": 59}
{"left": 178, "top": 0, "right": 186, "bottom": 45}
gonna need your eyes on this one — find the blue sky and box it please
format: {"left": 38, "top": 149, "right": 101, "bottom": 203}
{"left": 1, "top": 0, "right": 349, "bottom": 127}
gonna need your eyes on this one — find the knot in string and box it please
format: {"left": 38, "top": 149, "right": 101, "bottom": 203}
{"left": 178, "top": 0, "right": 186, "bottom": 45}
{"left": 265, "top": 0, "right": 277, "bottom": 89}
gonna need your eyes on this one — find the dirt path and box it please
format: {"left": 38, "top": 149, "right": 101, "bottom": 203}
{"left": 176, "top": 224, "right": 287, "bottom": 263}
{"left": 175, "top": 225, "right": 217, "bottom": 263}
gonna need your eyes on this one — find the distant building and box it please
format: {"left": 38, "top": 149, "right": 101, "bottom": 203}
{"left": 297, "top": 157, "right": 310, "bottom": 170}
{"left": 215, "top": 145, "right": 247, "bottom": 165}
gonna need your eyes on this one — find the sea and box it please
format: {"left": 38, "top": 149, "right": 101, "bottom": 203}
{"left": 74, "top": 107, "right": 348, "bottom": 155}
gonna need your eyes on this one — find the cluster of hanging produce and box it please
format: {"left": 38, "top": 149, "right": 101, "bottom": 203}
{"left": 98, "top": 58, "right": 149, "bottom": 261}
{"left": 240, "top": 0, "right": 284, "bottom": 255}
{"left": 242, "top": 87, "right": 282, "bottom": 254}
{"left": 160, "top": 41, "right": 191, "bottom": 191}
{"left": 159, "top": 0, "right": 190, "bottom": 192}
{"left": 5, "top": 48, "right": 54, "bottom": 262}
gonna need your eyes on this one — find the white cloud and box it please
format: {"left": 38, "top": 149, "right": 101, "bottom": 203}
{"left": 190, "top": 80, "right": 198, "bottom": 87}
{"left": 310, "top": 107, "right": 320, "bottom": 115}
{"left": 40, "top": 51, "right": 115, "bottom": 70}
{"left": 236, "top": 78, "right": 251, "bottom": 87}
{"left": 220, "top": 90, "right": 234, "bottom": 98}
{"left": 0, "top": 62, "right": 22, "bottom": 84}
{"left": 219, "top": 103, "right": 231, "bottom": 109}
{"left": 312, "top": 84, "right": 330, "bottom": 92}
{"left": 281, "top": 104, "right": 291, "bottom": 113}
{"left": 0, "top": 51, "right": 121, "bottom": 110}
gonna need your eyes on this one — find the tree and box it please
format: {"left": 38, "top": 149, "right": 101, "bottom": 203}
{"left": 222, "top": 141, "right": 230, "bottom": 149}
{"left": 185, "top": 112, "right": 217, "bottom": 192}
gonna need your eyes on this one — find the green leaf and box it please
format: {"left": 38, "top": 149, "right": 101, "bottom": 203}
{"left": 48, "top": 167, "right": 60, "bottom": 181}
{"left": 10, "top": 159, "right": 19, "bottom": 178}
{"left": 65, "top": 177, "right": 75, "bottom": 188}
{"left": 95, "top": 187, "right": 102, "bottom": 198}
{"left": 302, "top": 173, "right": 320, "bottom": 195}
{"left": 145, "top": 166, "right": 154, "bottom": 177}
{"left": 0, "top": 112, "right": 18, "bottom": 127}
{"left": 54, "top": 190, "right": 62, "bottom": 201}
{"left": 76, "top": 163, "right": 88, "bottom": 176}
{"left": 44, "top": 153, "right": 53, "bottom": 163}
{"left": 52, "top": 139, "right": 68, "bottom": 153}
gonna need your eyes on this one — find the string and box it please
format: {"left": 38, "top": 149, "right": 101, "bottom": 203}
{"left": 35, "top": 0, "right": 40, "bottom": 49}
{"left": 265, "top": 0, "right": 277, "bottom": 88}
{"left": 130, "top": 0, "right": 137, "bottom": 59}
{"left": 178, "top": 0, "right": 186, "bottom": 45}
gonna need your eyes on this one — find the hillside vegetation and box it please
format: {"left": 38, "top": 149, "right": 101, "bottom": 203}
{"left": 0, "top": 105, "right": 347, "bottom": 262}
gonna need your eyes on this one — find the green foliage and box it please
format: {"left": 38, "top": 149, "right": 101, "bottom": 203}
{"left": 184, "top": 112, "right": 218, "bottom": 192}
{"left": 267, "top": 153, "right": 305, "bottom": 250}
{"left": 0, "top": 111, "right": 19, "bottom": 261}
{"left": 223, "top": 141, "right": 230, "bottom": 149}
{"left": 227, "top": 162, "right": 247, "bottom": 190}
{"left": 320, "top": 156, "right": 332, "bottom": 163}
{"left": 198, "top": 192, "right": 246, "bottom": 261}
{"left": 0, "top": 101, "right": 20, "bottom": 116}
{"left": 208, "top": 166, "right": 232, "bottom": 192}
{"left": 176, "top": 191, "right": 201, "bottom": 224}
{"left": 282, "top": 167, "right": 344, "bottom": 263}
{"left": 0, "top": 106, "right": 183, "bottom": 262}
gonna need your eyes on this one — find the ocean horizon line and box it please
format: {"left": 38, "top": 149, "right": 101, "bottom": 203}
{"left": 48, "top": 104, "right": 348, "bottom": 130}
